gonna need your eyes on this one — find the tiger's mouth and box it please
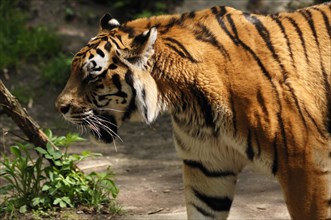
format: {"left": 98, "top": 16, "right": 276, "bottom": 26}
{"left": 89, "top": 112, "right": 118, "bottom": 144}
{"left": 65, "top": 110, "right": 118, "bottom": 144}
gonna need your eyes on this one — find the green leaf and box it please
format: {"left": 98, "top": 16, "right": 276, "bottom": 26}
{"left": 46, "top": 143, "right": 55, "bottom": 155}
{"left": 35, "top": 147, "right": 47, "bottom": 155}
{"left": 0, "top": 185, "right": 14, "bottom": 194}
{"left": 54, "top": 160, "right": 63, "bottom": 166}
{"left": 44, "top": 129, "right": 53, "bottom": 138}
{"left": 62, "top": 196, "right": 72, "bottom": 207}
{"left": 81, "top": 151, "right": 91, "bottom": 157}
{"left": 53, "top": 198, "right": 61, "bottom": 205}
{"left": 51, "top": 151, "right": 62, "bottom": 160}
{"left": 32, "top": 197, "right": 41, "bottom": 207}
{"left": 45, "top": 154, "right": 53, "bottom": 159}
{"left": 19, "top": 205, "right": 27, "bottom": 213}
{"left": 10, "top": 146, "right": 21, "bottom": 157}
{"left": 59, "top": 201, "right": 67, "bottom": 208}
{"left": 42, "top": 185, "right": 50, "bottom": 191}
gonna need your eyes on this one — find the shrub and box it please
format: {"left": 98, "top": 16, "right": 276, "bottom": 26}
{"left": 0, "top": 0, "right": 61, "bottom": 71}
{"left": 0, "top": 130, "right": 119, "bottom": 219}
{"left": 40, "top": 54, "right": 72, "bottom": 87}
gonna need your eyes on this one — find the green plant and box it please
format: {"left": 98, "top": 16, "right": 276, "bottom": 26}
{"left": 0, "top": 143, "right": 44, "bottom": 216}
{"left": 0, "top": 130, "right": 119, "bottom": 218}
{"left": 41, "top": 54, "right": 72, "bottom": 86}
{"left": 0, "top": 0, "right": 61, "bottom": 71}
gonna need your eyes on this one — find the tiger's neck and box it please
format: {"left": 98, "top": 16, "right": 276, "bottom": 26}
{"left": 125, "top": 8, "right": 233, "bottom": 117}
{"left": 151, "top": 39, "right": 197, "bottom": 110}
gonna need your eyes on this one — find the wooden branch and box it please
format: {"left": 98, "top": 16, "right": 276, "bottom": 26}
{"left": 0, "top": 80, "right": 57, "bottom": 164}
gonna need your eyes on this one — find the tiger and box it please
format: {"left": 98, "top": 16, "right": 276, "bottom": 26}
{"left": 55, "top": 2, "right": 331, "bottom": 219}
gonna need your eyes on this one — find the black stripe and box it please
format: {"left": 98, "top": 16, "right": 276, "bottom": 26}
{"left": 193, "top": 23, "right": 230, "bottom": 59}
{"left": 104, "top": 41, "right": 111, "bottom": 51}
{"left": 287, "top": 85, "right": 308, "bottom": 130}
{"left": 96, "top": 48, "right": 105, "bottom": 58}
{"left": 229, "top": 88, "right": 237, "bottom": 135}
{"left": 246, "top": 130, "right": 254, "bottom": 161}
{"left": 244, "top": 13, "right": 288, "bottom": 82}
{"left": 160, "top": 17, "right": 182, "bottom": 35}
{"left": 190, "top": 86, "right": 215, "bottom": 129}
{"left": 179, "top": 12, "right": 189, "bottom": 23}
{"left": 311, "top": 7, "right": 331, "bottom": 133}
{"left": 88, "top": 54, "right": 95, "bottom": 60}
{"left": 190, "top": 203, "right": 215, "bottom": 218}
{"left": 193, "top": 188, "right": 233, "bottom": 212}
{"left": 164, "top": 37, "right": 198, "bottom": 63}
{"left": 211, "top": 6, "right": 219, "bottom": 15}
{"left": 312, "top": 7, "right": 331, "bottom": 39}
{"left": 188, "top": 11, "right": 196, "bottom": 18}
{"left": 165, "top": 43, "right": 187, "bottom": 59}
{"left": 219, "top": 14, "right": 289, "bottom": 146}
{"left": 88, "top": 42, "right": 100, "bottom": 49}
{"left": 270, "top": 15, "right": 308, "bottom": 131}
{"left": 173, "top": 133, "right": 190, "bottom": 152}
{"left": 254, "top": 131, "right": 261, "bottom": 157}
{"left": 220, "top": 14, "right": 290, "bottom": 158}
{"left": 172, "top": 114, "right": 186, "bottom": 127}
{"left": 256, "top": 89, "right": 268, "bottom": 117}
{"left": 98, "top": 69, "right": 108, "bottom": 79}
{"left": 92, "top": 95, "right": 110, "bottom": 108}
{"left": 271, "top": 15, "right": 295, "bottom": 69}
{"left": 184, "top": 160, "right": 236, "bottom": 177}
{"left": 219, "top": 6, "right": 227, "bottom": 17}
{"left": 301, "top": 9, "right": 331, "bottom": 134}
{"left": 226, "top": 14, "right": 239, "bottom": 45}
{"left": 277, "top": 111, "right": 288, "bottom": 159}
{"left": 109, "top": 37, "right": 121, "bottom": 49}
{"left": 141, "top": 88, "right": 148, "bottom": 120}
{"left": 112, "top": 74, "right": 122, "bottom": 91}
{"left": 272, "top": 135, "right": 278, "bottom": 175}
{"left": 218, "top": 14, "right": 272, "bottom": 81}
{"left": 108, "top": 63, "right": 117, "bottom": 70}
{"left": 92, "top": 66, "right": 102, "bottom": 72}
{"left": 119, "top": 25, "right": 135, "bottom": 38}
{"left": 286, "top": 17, "right": 309, "bottom": 64}
{"left": 122, "top": 71, "right": 137, "bottom": 121}
{"left": 178, "top": 11, "right": 195, "bottom": 22}
{"left": 299, "top": 10, "right": 319, "bottom": 46}
{"left": 90, "top": 60, "right": 97, "bottom": 68}
{"left": 304, "top": 107, "right": 326, "bottom": 138}
{"left": 244, "top": 14, "right": 274, "bottom": 51}
{"left": 117, "top": 35, "right": 124, "bottom": 45}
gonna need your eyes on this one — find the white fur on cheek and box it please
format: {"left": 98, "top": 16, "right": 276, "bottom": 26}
{"left": 132, "top": 72, "right": 160, "bottom": 124}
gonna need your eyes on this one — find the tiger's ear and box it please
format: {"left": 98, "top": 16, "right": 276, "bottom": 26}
{"left": 119, "top": 27, "right": 158, "bottom": 70}
{"left": 99, "top": 13, "right": 120, "bottom": 30}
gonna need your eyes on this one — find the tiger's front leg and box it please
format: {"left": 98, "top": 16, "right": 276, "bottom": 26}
{"left": 182, "top": 159, "right": 243, "bottom": 219}
{"left": 174, "top": 134, "right": 247, "bottom": 219}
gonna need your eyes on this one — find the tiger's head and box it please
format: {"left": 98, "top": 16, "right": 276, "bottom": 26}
{"left": 55, "top": 14, "right": 160, "bottom": 143}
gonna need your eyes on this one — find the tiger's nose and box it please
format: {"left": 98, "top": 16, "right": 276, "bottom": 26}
{"left": 55, "top": 101, "right": 71, "bottom": 115}
{"left": 59, "top": 104, "right": 71, "bottom": 114}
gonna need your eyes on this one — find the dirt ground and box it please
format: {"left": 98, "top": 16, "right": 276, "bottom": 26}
{"left": 0, "top": 1, "right": 294, "bottom": 219}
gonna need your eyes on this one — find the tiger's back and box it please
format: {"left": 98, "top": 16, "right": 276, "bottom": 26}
{"left": 56, "top": 2, "right": 331, "bottom": 219}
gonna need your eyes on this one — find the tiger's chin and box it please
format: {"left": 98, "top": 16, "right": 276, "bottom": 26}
{"left": 88, "top": 113, "right": 118, "bottom": 144}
